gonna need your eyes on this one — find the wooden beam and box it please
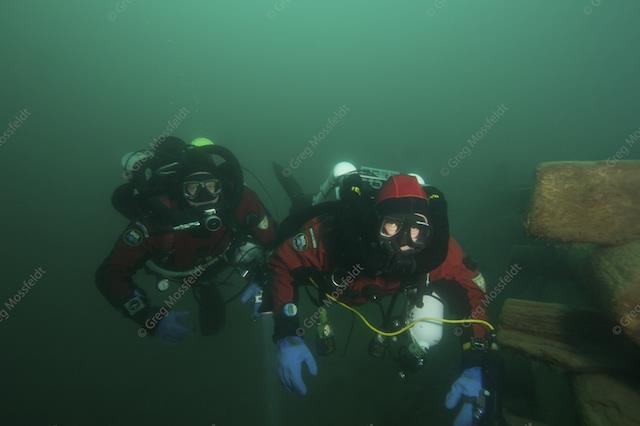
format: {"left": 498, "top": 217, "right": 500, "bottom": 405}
{"left": 525, "top": 161, "right": 640, "bottom": 244}
{"left": 497, "top": 299, "right": 634, "bottom": 372}
{"left": 589, "top": 241, "right": 640, "bottom": 346}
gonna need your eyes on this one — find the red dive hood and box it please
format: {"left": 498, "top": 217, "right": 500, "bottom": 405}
{"left": 375, "top": 175, "right": 429, "bottom": 217}
{"left": 376, "top": 175, "right": 427, "bottom": 204}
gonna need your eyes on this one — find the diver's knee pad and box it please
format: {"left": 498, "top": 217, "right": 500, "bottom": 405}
{"left": 406, "top": 292, "right": 444, "bottom": 351}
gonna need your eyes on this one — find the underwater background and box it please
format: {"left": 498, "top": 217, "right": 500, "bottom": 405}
{"left": 1, "top": 1, "right": 639, "bottom": 425}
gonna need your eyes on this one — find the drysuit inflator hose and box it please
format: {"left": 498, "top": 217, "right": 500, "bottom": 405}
{"left": 308, "top": 278, "right": 495, "bottom": 337}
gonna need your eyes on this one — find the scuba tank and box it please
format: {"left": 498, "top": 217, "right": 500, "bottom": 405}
{"left": 312, "top": 161, "right": 357, "bottom": 204}
{"left": 395, "top": 278, "right": 445, "bottom": 378}
{"left": 312, "top": 162, "right": 428, "bottom": 205}
{"left": 364, "top": 275, "right": 444, "bottom": 379}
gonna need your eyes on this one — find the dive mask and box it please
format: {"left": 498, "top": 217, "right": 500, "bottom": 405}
{"left": 379, "top": 213, "right": 431, "bottom": 254}
{"left": 182, "top": 172, "right": 222, "bottom": 206}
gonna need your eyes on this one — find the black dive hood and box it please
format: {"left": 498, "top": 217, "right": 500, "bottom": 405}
{"left": 182, "top": 144, "right": 245, "bottom": 210}
{"left": 169, "top": 144, "right": 245, "bottom": 233}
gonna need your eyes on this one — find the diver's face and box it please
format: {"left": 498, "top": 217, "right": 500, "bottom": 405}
{"left": 182, "top": 172, "right": 222, "bottom": 207}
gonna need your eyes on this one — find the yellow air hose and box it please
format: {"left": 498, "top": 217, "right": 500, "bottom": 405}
{"left": 309, "top": 278, "right": 495, "bottom": 337}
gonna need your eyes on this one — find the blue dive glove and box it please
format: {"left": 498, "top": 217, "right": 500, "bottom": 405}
{"left": 445, "top": 367, "right": 483, "bottom": 426}
{"left": 277, "top": 336, "right": 318, "bottom": 396}
{"left": 155, "top": 310, "right": 192, "bottom": 344}
{"left": 240, "top": 282, "right": 263, "bottom": 320}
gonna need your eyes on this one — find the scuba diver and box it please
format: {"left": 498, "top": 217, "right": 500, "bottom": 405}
{"left": 268, "top": 162, "right": 501, "bottom": 426}
{"left": 96, "top": 137, "right": 276, "bottom": 344}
